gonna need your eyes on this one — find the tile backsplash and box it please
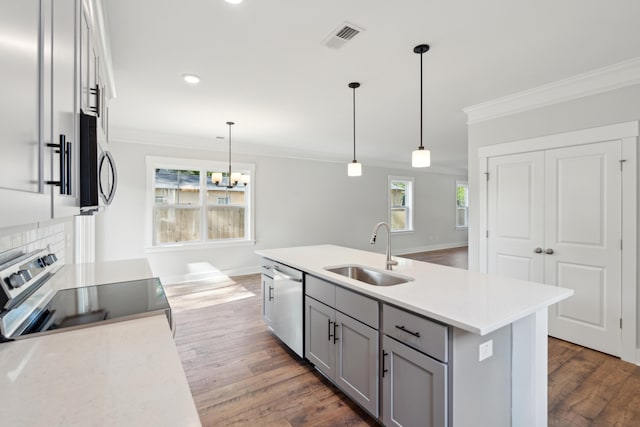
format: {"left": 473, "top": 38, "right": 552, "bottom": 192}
{"left": 0, "top": 219, "right": 72, "bottom": 265}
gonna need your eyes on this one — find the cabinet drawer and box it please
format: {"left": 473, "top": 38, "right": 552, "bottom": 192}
{"left": 305, "top": 275, "right": 335, "bottom": 306}
{"left": 260, "top": 258, "right": 274, "bottom": 278}
{"left": 383, "top": 304, "right": 448, "bottom": 363}
{"left": 336, "top": 287, "right": 378, "bottom": 330}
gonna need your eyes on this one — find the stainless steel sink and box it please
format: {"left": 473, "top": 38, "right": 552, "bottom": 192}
{"left": 324, "top": 265, "right": 413, "bottom": 286}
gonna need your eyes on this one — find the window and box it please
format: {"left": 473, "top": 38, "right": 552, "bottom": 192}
{"left": 456, "top": 181, "right": 468, "bottom": 229}
{"left": 147, "top": 157, "right": 254, "bottom": 247}
{"left": 389, "top": 176, "right": 414, "bottom": 232}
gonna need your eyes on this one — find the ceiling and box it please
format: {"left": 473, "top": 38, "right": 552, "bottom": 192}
{"left": 105, "top": 0, "right": 640, "bottom": 174}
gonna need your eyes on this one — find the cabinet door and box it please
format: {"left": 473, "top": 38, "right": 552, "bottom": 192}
{"left": 51, "top": 0, "right": 80, "bottom": 217}
{"left": 262, "top": 274, "right": 274, "bottom": 327}
{"left": 0, "top": 0, "right": 52, "bottom": 227}
{"left": 80, "top": 11, "right": 90, "bottom": 113}
{"left": 305, "top": 297, "right": 335, "bottom": 377}
{"left": 382, "top": 336, "right": 447, "bottom": 427}
{"left": 335, "top": 311, "right": 378, "bottom": 417}
{"left": 0, "top": 0, "right": 42, "bottom": 194}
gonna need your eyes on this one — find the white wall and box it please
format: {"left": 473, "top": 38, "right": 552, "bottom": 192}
{"left": 95, "top": 140, "right": 468, "bottom": 281}
{"left": 467, "top": 84, "right": 640, "bottom": 354}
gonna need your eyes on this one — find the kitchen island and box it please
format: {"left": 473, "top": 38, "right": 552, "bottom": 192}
{"left": 257, "top": 245, "right": 573, "bottom": 427}
{"left": 0, "top": 259, "right": 200, "bottom": 427}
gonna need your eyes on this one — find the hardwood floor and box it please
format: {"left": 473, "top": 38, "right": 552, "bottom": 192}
{"left": 401, "top": 246, "right": 468, "bottom": 269}
{"left": 167, "top": 246, "right": 640, "bottom": 426}
{"left": 168, "top": 274, "right": 377, "bottom": 426}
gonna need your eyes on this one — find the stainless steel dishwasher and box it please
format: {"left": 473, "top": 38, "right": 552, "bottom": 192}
{"left": 268, "top": 261, "right": 303, "bottom": 357}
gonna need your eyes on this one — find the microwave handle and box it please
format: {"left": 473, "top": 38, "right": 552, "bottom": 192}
{"left": 98, "top": 151, "right": 118, "bottom": 205}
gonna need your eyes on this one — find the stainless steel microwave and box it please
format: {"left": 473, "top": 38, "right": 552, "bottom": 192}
{"left": 79, "top": 111, "right": 117, "bottom": 212}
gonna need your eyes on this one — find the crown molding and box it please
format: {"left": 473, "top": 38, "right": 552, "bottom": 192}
{"left": 463, "top": 57, "right": 640, "bottom": 125}
{"left": 109, "top": 127, "right": 468, "bottom": 177}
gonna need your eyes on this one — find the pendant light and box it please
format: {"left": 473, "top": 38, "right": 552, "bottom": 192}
{"left": 347, "top": 82, "right": 362, "bottom": 177}
{"left": 412, "top": 44, "right": 431, "bottom": 168}
{"left": 211, "top": 121, "right": 249, "bottom": 188}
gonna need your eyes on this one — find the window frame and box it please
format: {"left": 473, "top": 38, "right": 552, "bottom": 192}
{"left": 455, "top": 180, "right": 469, "bottom": 230}
{"left": 145, "top": 156, "right": 255, "bottom": 251}
{"left": 388, "top": 175, "right": 414, "bottom": 233}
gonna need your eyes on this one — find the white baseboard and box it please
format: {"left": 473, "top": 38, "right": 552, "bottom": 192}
{"left": 227, "top": 265, "right": 261, "bottom": 277}
{"left": 395, "top": 242, "right": 468, "bottom": 256}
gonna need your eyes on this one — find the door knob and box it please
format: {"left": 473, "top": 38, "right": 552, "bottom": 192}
{"left": 545, "top": 248, "right": 554, "bottom": 255}
{"left": 534, "top": 247, "right": 543, "bottom": 254}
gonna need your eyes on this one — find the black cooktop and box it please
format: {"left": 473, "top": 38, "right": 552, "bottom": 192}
{"left": 20, "top": 278, "right": 171, "bottom": 337}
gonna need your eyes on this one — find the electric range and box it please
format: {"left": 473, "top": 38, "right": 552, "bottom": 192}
{"left": 0, "top": 247, "right": 171, "bottom": 341}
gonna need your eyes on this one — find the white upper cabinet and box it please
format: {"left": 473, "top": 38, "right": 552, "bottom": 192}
{"left": 0, "top": 0, "right": 115, "bottom": 229}
{"left": 0, "top": 1, "right": 42, "bottom": 194}
{"left": 0, "top": 1, "right": 51, "bottom": 228}
{"left": 48, "top": 0, "right": 82, "bottom": 218}
{"left": 80, "top": 0, "right": 114, "bottom": 144}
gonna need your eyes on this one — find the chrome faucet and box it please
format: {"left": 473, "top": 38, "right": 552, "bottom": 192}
{"left": 370, "top": 222, "right": 398, "bottom": 271}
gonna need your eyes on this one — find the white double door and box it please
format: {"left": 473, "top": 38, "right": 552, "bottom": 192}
{"left": 487, "top": 140, "right": 622, "bottom": 356}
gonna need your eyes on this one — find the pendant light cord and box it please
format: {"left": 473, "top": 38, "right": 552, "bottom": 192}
{"left": 352, "top": 86, "right": 356, "bottom": 161}
{"left": 419, "top": 51, "right": 423, "bottom": 150}
{"left": 228, "top": 124, "right": 232, "bottom": 180}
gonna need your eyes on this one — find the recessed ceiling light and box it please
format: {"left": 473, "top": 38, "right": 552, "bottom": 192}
{"left": 182, "top": 74, "right": 200, "bottom": 84}
{"left": 224, "top": 0, "right": 243, "bottom": 4}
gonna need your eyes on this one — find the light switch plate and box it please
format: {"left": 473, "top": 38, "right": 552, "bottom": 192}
{"left": 479, "top": 340, "right": 493, "bottom": 362}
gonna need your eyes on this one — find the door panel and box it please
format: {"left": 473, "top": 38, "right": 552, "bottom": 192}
{"left": 335, "top": 312, "right": 378, "bottom": 416}
{"left": 555, "top": 154, "right": 604, "bottom": 246}
{"left": 495, "top": 254, "right": 533, "bottom": 282}
{"left": 555, "top": 263, "right": 604, "bottom": 326}
{"left": 488, "top": 151, "right": 545, "bottom": 283}
{"left": 382, "top": 336, "right": 446, "bottom": 427}
{"left": 305, "top": 297, "right": 334, "bottom": 377}
{"left": 545, "top": 141, "right": 621, "bottom": 356}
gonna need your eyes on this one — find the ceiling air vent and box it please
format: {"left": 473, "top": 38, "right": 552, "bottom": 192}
{"left": 323, "top": 22, "right": 364, "bottom": 50}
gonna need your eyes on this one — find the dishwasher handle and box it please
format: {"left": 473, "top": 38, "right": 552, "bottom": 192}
{"left": 273, "top": 266, "right": 303, "bottom": 283}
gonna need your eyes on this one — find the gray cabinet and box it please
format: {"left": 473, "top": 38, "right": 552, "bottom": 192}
{"left": 305, "top": 296, "right": 335, "bottom": 376}
{"left": 304, "top": 276, "right": 379, "bottom": 417}
{"left": 382, "top": 303, "right": 449, "bottom": 427}
{"left": 262, "top": 273, "right": 274, "bottom": 327}
{"left": 335, "top": 310, "right": 378, "bottom": 415}
{"left": 261, "top": 259, "right": 275, "bottom": 328}
{"left": 261, "top": 260, "right": 303, "bottom": 357}
{"left": 382, "top": 335, "right": 447, "bottom": 427}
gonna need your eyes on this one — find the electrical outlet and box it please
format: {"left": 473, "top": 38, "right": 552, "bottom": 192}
{"left": 479, "top": 340, "right": 493, "bottom": 362}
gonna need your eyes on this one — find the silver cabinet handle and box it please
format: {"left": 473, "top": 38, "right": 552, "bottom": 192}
{"left": 534, "top": 247, "right": 543, "bottom": 254}
{"left": 545, "top": 248, "right": 554, "bottom": 255}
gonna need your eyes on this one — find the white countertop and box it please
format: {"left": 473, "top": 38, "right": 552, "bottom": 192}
{"left": 49, "top": 258, "right": 155, "bottom": 291}
{"left": 0, "top": 316, "right": 200, "bottom": 427}
{"left": 0, "top": 258, "right": 201, "bottom": 426}
{"left": 257, "top": 245, "right": 573, "bottom": 335}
